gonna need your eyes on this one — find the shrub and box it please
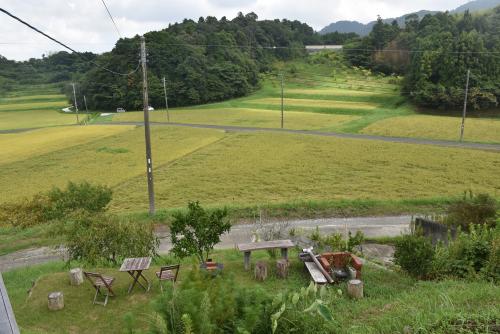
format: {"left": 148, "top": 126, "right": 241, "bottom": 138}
{"left": 445, "top": 192, "right": 498, "bottom": 230}
{"left": 60, "top": 212, "right": 159, "bottom": 265}
{"left": 46, "top": 181, "right": 112, "bottom": 219}
{"left": 314, "top": 230, "right": 365, "bottom": 253}
{"left": 151, "top": 269, "right": 272, "bottom": 334}
{"left": 394, "top": 231, "right": 435, "bottom": 279}
{"left": 0, "top": 181, "right": 112, "bottom": 227}
{"left": 433, "top": 224, "right": 497, "bottom": 279}
{"left": 170, "top": 201, "right": 231, "bottom": 263}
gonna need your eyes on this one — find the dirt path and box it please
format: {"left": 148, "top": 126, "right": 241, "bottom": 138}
{"left": 0, "top": 215, "right": 411, "bottom": 272}
{"left": 103, "top": 121, "right": 500, "bottom": 151}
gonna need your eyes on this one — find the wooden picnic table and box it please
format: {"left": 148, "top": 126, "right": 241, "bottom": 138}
{"left": 119, "top": 257, "right": 152, "bottom": 294}
{"left": 237, "top": 239, "right": 295, "bottom": 270}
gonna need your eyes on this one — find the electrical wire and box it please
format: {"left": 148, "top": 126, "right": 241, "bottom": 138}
{"left": 0, "top": 7, "right": 139, "bottom": 76}
{"left": 100, "top": 0, "right": 122, "bottom": 39}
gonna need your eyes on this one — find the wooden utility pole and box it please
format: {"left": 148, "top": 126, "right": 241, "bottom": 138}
{"left": 140, "top": 35, "right": 155, "bottom": 215}
{"left": 83, "top": 95, "right": 89, "bottom": 125}
{"left": 83, "top": 95, "right": 88, "bottom": 114}
{"left": 280, "top": 73, "right": 284, "bottom": 129}
{"left": 162, "top": 76, "right": 170, "bottom": 122}
{"left": 71, "top": 82, "right": 79, "bottom": 124}
{"left": 460, "top": 69, "right": 470, "bottom": 142}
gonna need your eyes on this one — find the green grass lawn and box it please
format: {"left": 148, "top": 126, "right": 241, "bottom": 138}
{"left": 3, "top": 249, "right": 499, "bottom": 333}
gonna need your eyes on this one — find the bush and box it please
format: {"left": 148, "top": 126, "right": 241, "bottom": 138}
{"left": 394, "top": 231, "right": 435, "bottom": 279}
{"left": 46, "top": 181, "right": 112, "bottom": 219}
{"left": 170, "top": 202, "right": 231, "bottom": 263}
{"left": 433, "top": 224, "right": 497, "bottom": 280}
{"left": 60, "top": 212, "right": 159, "bottom": 265}
{"left": 150, "top": 269, "right": 272, "bottom": 334}
{"left": 445, "top": 192, "right": 498, "bottom": 230}
{"left": 0, "top": 181, "right": 112, "bottom": 227}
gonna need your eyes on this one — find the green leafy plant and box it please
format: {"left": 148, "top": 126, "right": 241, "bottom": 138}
{"left": 271, "top": 282, "right": 336, "bottom": 333}
{"left": 445, "top": 192, "right": 498, "bottom": 230}
{"left": 170, "top": 201, "right": 231, "bottom": 263}
{"left": 60, "top": 212, "right": 159, "bottom": 265}
{"left": 394, "top": 230, "right": 435, "bottom": 279}
{"left": 0, "top": 181, "right": 112, "bottom": 227}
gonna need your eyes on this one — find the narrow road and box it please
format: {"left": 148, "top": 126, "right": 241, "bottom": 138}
{"left": 0, "top": 215, "right": 412, "bottom": 272}
{"left": 100, "top": 121, "right": 500, "bottom": 151}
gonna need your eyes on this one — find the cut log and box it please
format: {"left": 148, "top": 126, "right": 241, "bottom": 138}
{"left": 276, "top": 259, "right": 289, "bottom": 278}
{"left": 254, "top": 261, "right": 268, "bottom": 281}
{"left": 347, "top": 279, "right": 363, "bottom": 299}
{"left": 48, "top": 291, "right": 64, "bottom": 310}
{"left": 69, "top": 268, "right": 84, "bottom": 286}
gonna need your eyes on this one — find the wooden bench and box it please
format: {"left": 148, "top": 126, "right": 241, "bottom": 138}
{"left": 237, "top": 240, "right": 295, "bottom": 270}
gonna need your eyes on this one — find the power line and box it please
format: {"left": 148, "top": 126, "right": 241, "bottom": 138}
{"left": 100, "top": 0, "right": 122, "bottom": 39}
{"left": 0, "top": 7, "right": 139, "bottom": 76}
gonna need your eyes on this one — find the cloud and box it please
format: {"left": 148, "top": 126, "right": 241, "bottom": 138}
{"left": 0, "top": 0, "right": 468, "bottom": 60}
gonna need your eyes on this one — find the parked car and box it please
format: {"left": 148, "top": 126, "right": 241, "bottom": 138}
{"left": 148, "top": 106, "right": 154, "bottom": 111}
{"left": 116, "top": 107, "right": 126, "bottom": 113}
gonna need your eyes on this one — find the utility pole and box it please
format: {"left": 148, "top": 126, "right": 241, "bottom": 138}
{"left": 83, "top": 95, "right": 88, "bottom": 114}
{"left": 162, "top": 76, "right": 170, "bottom": 122}
{"left": 280, "top": 73, "right": 284, "bottom": 129}
{"left": 83, "top": 95, "right": 89, "bottom": 125}
{"left": 71, "top": 82, "right": 79, "bottom": 124}
{"left": 460, "top": 69, "right": 470, "bottom": 142}
{"left": 141, "top": 35, "right": 155, "bottom": 215}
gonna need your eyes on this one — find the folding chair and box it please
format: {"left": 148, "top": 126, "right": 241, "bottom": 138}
{"left": 83, "top": 271, "right": 116, "bottom": 306}
{"left": 155, "top": 264, "right": 180, "bottom": 292}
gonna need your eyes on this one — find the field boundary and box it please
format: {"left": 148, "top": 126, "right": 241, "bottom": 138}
{"left": 99, "top": 121, "right": 500, "bottom": 151}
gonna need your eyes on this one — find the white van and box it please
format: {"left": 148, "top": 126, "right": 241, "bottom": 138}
{"left": 116, "top": 107, "right": 126, "bottom": 113}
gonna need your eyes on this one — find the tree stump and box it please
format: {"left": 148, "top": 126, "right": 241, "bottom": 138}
{"left": 276, "top": 259, "right": 289, "bottom": 278}
{"left": 347, "top": 279, "right": 363, "bottom": 299}
{"left": 48, "top": 291, "right": 64, "bottom": 310}
{"left": 254, "top": 261, "right": 268, "bottom": 281}
{"left": 69, "top": 268, "right": 84, "bottom": 286}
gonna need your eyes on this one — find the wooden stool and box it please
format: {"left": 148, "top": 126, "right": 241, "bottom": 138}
{"left": 48, "top": 291, "right": 64, "bottom": 310}
{"left": 254, "top": 261, "right": 268, "bottom": 281}
{"left": 276, "top": 259, "right": 289, "bottom": 278}
{"left": 347, "top": 279, "right": 363, "bottom": 299}
{"left": 69, "top": 268, "right": 84, "bottom": 286}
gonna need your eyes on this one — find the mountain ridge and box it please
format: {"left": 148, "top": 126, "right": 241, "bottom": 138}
{"left": 319, "top": 0, "right": 500, "bottom": 35}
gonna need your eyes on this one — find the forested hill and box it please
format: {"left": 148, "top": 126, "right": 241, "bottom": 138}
{"left": 343, "top": 7, "right": 500, "bottom": 110}
{"left": 320, "top": 0, "right": 500, "bottom": 35}
{"left": 76, "top": 13, "right": 321, "bottom": 111}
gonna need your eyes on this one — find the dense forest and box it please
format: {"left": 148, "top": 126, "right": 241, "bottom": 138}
{"left": 0, "top": 52, "right": 96, "bottom": 93}
{"left": 344, "top": 8, "right": 500, "bottom": 110}
{"left": 76, "top": 13, "right": 357, "bottom": 110}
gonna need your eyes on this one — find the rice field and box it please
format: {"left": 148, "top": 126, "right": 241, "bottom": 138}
{"left": 248, "top": 97, "right": 379, "bottom": 110}
{"left": 0, "top": 86, "right": 78, "bottom": 130}
{"left": 112, "top": 107, "right": 360, "bottom": 131}
{"left": 4, "top": 122, "right": 498, "bottom": 211}
{"left": 361, "top": 115, "right": 500, "bottom": 143}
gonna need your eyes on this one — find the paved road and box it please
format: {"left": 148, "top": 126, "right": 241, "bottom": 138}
{"left": 0, "top": 215, "right": 412, "bottom": 272}
{"left": 102, "top": 121, "right": 500, "bottom": 151}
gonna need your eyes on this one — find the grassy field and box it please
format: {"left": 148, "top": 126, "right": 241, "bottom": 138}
{"left": 108, "top": 59, "right": 499, "bottom": 144}
{"left": 0, "top": 84, "right": 80, "bottom": 130}
{"left": 3, "top": 250, "right": 499, "bottom": 333}
{"left": 1, "top": 124, "right": 498, "bottom": 213}
{"left": 362, "top": 114, "right": 500, "bottom": 143}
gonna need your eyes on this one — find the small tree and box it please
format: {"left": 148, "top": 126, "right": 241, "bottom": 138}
{"left": 170, "top": 202, "right": 231, "bottom": 263}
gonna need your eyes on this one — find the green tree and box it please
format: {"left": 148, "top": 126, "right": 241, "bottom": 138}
{"left": 170, "top": 201, "right": 231, "bottom": 263}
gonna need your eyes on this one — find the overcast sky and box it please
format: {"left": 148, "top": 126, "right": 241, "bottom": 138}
{"left": 1, "top": 0, "right": 469, "bottom": 61}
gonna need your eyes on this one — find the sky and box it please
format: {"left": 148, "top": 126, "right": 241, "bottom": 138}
{"left": 1, "top": 0, "right": 470, "bottom": 61}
